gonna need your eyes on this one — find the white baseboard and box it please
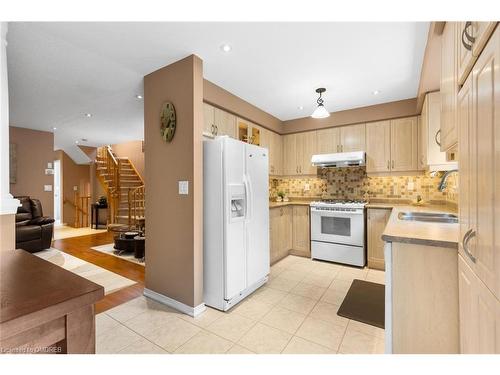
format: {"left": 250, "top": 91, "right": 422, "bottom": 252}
{"left": 143, "top": 288, "right": 206, "bottom": 317}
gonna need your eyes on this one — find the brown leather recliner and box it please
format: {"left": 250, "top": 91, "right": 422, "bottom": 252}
{"left": 15, "top": 196, "right": 55, "bottom": 252}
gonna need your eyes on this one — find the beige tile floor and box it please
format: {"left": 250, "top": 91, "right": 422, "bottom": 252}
{"left": 96, "top": 255, "right": 385, "bottom": 354}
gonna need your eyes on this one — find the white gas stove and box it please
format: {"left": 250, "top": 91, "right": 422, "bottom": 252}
{"left": 309, "top": 199, "right": 367, "bottom": 267}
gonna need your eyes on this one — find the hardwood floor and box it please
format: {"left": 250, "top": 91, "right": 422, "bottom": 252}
{"left": 52, "top": 231, "right": 145, "bottom": 314}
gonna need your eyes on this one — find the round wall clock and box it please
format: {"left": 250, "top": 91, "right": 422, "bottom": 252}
{"left": 160, "top": 102, "right": 176, "bottom": 142}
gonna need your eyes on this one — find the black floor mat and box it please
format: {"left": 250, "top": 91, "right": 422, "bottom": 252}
{"left": 337, "top": 279, "right": 385, "bottom": 329}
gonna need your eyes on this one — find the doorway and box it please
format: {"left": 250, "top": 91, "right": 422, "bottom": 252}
{"left": 53, "top": 159, "right": 61, "bottom": 225}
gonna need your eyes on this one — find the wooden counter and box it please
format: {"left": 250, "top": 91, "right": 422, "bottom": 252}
{"left": 0, "top": 250, "right": 104, "bottom": 354}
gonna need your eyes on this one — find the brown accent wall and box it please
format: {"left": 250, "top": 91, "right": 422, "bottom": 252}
{"left": 144, "top": 55, "right": 204, "bottom": 308}
{"left": 55, "top": 150, "right": 91, "bottom": 227}
{"left": 282, "top": 98, "right": 419, "bottom": 134}
{"left": 204, "top": 79, "right": 282, "bottom": 134}
{"left": 9, "top": 127, "right": 54, "bottom": 217}
{"left": 111, "top": 140, "right": 145, "bottom": 180}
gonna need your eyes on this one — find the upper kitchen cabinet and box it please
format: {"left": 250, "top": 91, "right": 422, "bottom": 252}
{"left": 203, "top": 103, "right": 216, "bottom": 137}
{"left": 316, "top": 127, "right": 340, "bottom": 153}
{"left": 283, "top": 132, "right": 317, "bottom": 175}
{"left": 391, "top": 117, "right": 418, "bottom": 172}
{"left": 270, "top": 131, "right": 283, "bottom": 175}
{"left": 457, "top": 22, "right": 498, "bottom": 85}
{"left": 341, "top": 123, "right": 366, "bottom": 152}
{"left": 237, "top": 117, "right": 261, "bottom": 145}
{"left": 419, "top": 92, "right": 457, "bottom": 171}
{"left": 298, "top": 131, "right": 318, "bottom": 175}
{"left": 440, "top": 22, "right": 459, "bottom": 152}
{"left": 366, "top": 120, "right": 391, "bottom": 172}
{"left": 366, "top": 117, "right": 418, "bottom": 173}
{"left": 283, "top": 134, "right": 297, "bottom": 175}
{"left": 214, "top": 107, "right": 236, "bottom": 138}
{"left": 458, "top": 26, "right": 500, "bottom": 300}
{"left": 203, "top": 103, "right": 236, "bottom": 138}
{"left": 260, "top": 128, "right": 282, "bottom": 176}
{"left": 315, "top": 124, "right": 366, "bottom": 154}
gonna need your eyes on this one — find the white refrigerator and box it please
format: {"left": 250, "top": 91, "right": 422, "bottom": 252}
{"left": 203, "top": 136, "right": 269, "bottom": 311}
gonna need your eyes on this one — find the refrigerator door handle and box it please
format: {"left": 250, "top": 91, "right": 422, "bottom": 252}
{"left": 243, "top": 174, "right": 252, "bottom": 221}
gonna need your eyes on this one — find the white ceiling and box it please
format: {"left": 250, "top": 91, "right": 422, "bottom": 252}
{"left": 7, "top": 22, "right": 429, "bottom": 162}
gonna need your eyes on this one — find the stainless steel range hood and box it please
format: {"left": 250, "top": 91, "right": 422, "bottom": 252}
{"left": 311, "top": 151, "right": 366, "bottom": 168}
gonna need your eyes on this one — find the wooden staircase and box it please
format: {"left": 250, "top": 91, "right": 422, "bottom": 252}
{"left": 96, "top": 146, "right": 145, "bottom": 229}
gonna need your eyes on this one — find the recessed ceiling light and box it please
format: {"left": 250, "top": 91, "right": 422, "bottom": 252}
{"left": 220, "top": 43, "right": 232, "bottom": 53}
{"left": 372, "top": 90, "right": 380, "bottom": 95}
{"left": 135, "top": 94, "right": 143, "bottom": 99}
{"left": 84, "top": 113, "right": 92, "bottom": 118}
{"left": 298, "top": 106, "right": 304, "bottom": 110}
{"left": 52, "top": 127, "right": 57, "bottom": 131}
{"left": 75, "top": 140, "right": 79, "bottom": 144}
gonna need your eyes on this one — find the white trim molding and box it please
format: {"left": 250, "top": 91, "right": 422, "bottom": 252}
{"left": 143, "top": 288, "right": 207, "bottom": 317}
{"left": 0, "top": 23, "right": 19, "bottom": 215}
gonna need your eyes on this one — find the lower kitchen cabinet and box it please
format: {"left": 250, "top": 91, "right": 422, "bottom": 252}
{"left": 291, "top": 206, "right": 310, "bottom": 257}
{"left": 269, "top": 205, "right": 310, "bottom": 264}
{"left": 269, "top": 206, "right": 292, "bottom": 264}
{"left": 367, "top": 208, "right": 391, "bottom": 270}
{"left": 458, "top": 255, "right": 500, "bottom": 353}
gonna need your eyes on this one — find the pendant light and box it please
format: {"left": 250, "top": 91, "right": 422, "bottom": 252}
{"left": 311, "top": 88, "right": 330, "bottom": 119}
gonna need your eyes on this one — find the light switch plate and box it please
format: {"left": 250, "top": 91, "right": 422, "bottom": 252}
{"left": 178, "top": 181, "right": 189, "bottom": 195}
{"left": 44, "top": 185, "right": 53, "bottom": 192}
{"left": 73, "top": 186, "right": 78, "bottom": 191}
{"left": 47, "top": 162, "right": 53, "bottom": 169}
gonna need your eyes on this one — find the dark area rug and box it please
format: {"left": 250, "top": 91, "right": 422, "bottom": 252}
{"left": 337, "top": 279, "right": 385, "bottom": 329}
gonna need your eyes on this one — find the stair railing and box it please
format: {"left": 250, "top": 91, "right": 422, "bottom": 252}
{"left": 97, "top": 145, "right": 121, "bottom": 224}
{"left": 128, "top": 185, "right": 145, "bottom": 229}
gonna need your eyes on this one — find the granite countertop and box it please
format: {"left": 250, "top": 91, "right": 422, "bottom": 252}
{"left": 381, "top": 205, "right": 459, "bottom": 249}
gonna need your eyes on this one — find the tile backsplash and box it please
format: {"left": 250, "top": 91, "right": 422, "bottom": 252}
{"left": 269, "top": 168, "right": 458, "bottom": 205}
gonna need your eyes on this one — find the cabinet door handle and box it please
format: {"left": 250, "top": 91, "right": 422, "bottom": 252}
{"left": 461, "top": 22, "right": 474, "bottom": 51}
{"left": 211, "top": 124, "right": 215, "bottom": 135}
{"left": 435, "top": 129, "right": 441, "bottom": 146}
{"left": 341, "top": 145, "right": 343, "bottom": 152}
{"left": 391, "top": 160, "right": 395, "bottom": 169}
{"left": 336, "top": 145, "right": 339, "bottom": 152}
{"left": 463, "top": 229, "right": 477, "bottom": 263}
{"left": 387, "top": 160, "right": 390, "bottom": 170}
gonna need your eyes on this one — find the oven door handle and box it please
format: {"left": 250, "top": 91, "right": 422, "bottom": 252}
{"left": 310, "top": 208, "right": 364, "bottom": 215}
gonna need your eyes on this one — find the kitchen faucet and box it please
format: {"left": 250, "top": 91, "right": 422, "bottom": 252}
{"left": 438, "top": 169, "right": 458, "bottom": 192}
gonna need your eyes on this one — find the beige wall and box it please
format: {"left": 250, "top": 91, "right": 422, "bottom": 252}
{"left": 282, "top": 98, "right": 419, "bottom": 134}
{"left": 204, "top": 79, "right": 282, "bottom": 134}
{"left": 144, "top": 55, "right": 204, "bottom": 308}
{"left": 55, "top": 150, "right": 91, "bottom": 227}
{"left": 111, "top": 140, "right": 145, "bottom": 180}
{"left": 9, "top": 127, "right": 55, "bottom": 217}
{"left": 0, "top": 214, "right": 15, "bottom": 251}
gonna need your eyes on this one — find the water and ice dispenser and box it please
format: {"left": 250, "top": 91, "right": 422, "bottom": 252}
{"left": 229, "top": 184, "right": 245, "bottom": 219}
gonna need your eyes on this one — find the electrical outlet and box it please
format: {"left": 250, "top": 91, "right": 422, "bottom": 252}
{"left": 44, "top": 185, "right": 52, "bottom": 192}
{"left": 304, "top": 183, "right": 310, "bottom": 191}
{"left": 407, "top": 181, "right": 414, "bottom": 191}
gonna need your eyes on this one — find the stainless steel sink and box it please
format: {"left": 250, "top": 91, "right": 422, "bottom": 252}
{"left": 398, "top": 211, "right": 459, "bottom": 224}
